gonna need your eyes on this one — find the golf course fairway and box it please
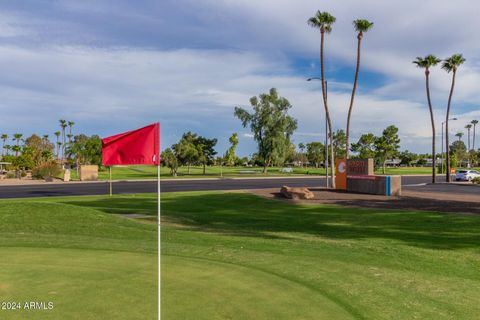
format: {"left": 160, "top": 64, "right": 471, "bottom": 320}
{"left": 1, "top": 192, "right": 480, "bottom": 319}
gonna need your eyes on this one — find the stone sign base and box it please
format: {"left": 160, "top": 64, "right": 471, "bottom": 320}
{"left": 347, "top": 175, "right": 401, "bottom": 196}
{"left": 79, "top": 165, "right": 98, "bottom": 181}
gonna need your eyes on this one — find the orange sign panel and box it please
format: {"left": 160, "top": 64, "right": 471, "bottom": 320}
{"left": 335, "top": 159, "right": 347, "bottom": 190}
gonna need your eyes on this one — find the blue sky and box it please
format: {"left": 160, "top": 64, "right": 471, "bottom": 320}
{"left": 0, "top": 0, "right": 479, "bottom": 156}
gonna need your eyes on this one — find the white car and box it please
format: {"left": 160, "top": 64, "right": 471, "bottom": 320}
{"left": 455, "top": 169, "right": 480, "bottom": 181}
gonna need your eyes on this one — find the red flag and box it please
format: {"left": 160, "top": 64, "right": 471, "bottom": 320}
{"left": 102, "top": 123, "right": 160, "bottom": 166}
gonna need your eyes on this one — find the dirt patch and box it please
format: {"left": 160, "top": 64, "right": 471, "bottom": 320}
{"left": 251, "top": 188, "right": 480, "bottom": 215}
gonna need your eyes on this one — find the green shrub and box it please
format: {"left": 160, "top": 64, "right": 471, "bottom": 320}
{"left": 32, "top": 162, "right": 62, "bottom": 180}
{"left": 6, "top": 172, "right": 15, "bottom": 179}
{"left": 472, "top": 177, "right": 480, "bottom": 185}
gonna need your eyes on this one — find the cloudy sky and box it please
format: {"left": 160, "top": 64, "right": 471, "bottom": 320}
{"left": 0, "top": 0, "right": 479, "bottom": 156}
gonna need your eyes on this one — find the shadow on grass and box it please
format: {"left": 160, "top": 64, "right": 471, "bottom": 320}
{"left": 61, "top": 192, "right": 480, "bottom": 250}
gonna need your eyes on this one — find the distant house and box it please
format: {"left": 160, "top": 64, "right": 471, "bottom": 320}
{"left": 425, "top": 158, "right": 443, "bottom": 167}
{"left": 384, "top": 159, "right": 401, "bottom": 167}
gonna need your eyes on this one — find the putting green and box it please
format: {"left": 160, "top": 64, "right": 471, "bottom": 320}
{"left": 0, "top": 200, "right": 157, "bottom": 319}
{"left": 0, "top": 247, "right": 156, "bottom": 320}
{"left": 162, "top": 254, "right": 355, "bottom": 319}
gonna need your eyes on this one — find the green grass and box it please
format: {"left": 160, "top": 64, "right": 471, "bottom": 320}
{"left": 159, "top": 192, "right": 480, "bottom": 319}
{"left": 94, "top": 165, "right": 326, "bottom": 181}
{"left": 90, "top": 165, "right": 472, "bottom": 181}
{"left": 93, "top": 165, "right": 480, "bottom": 181}
{"left": 0, "top": 197, "right": 157, "bottom": 319}
{"left": 2, "top": 192, "right": 480, "bottom": 319}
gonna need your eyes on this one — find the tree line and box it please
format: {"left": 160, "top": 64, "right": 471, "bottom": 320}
{"left": 0, "top": 119, "right": 101, "bottom": 179}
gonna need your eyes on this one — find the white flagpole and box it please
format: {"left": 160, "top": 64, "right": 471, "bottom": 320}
{"left": 109, "top": 166, "right": 113, "bottom": 197}
{"left": 157, "top": 155, "right": 161, "bottom": 319}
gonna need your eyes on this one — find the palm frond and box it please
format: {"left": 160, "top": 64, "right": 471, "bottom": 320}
{"left": 442, "top": 54, "right": 466, "bottom": 72}
{"left": 353, "top": 19, "right": 374, "bottom": 32}
{"left": 308, "top": 10, "right": 336, "bottom": 31}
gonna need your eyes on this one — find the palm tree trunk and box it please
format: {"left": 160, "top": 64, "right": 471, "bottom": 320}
{"left": 468, "top": 129, "right": 471, "bottom": 150}
{"left": 473, "top": 124, "right": 476, "bottom": 151}
{"left": 320, "top": 29, "right": 336, "bottom": 188}
{"left": 61, "top": 129, "right": 65, "bottom": 162}
{"left": 425, "top": 69, "right": 436, "bottom": 183}
{"left": 346, "top": 32, "right": 362, "bottom": 159}
{"left": 445, "top": 70, "right": 456, "bottom": 182}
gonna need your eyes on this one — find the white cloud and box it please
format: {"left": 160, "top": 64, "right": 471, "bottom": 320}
{"left": 0, "top": 1, "right": 478, "bottom": 155}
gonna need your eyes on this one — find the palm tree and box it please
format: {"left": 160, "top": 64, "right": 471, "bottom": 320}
{"left": 54, "top": 131, "right": 61, "bottom": 160}
{"left": 443, "top": 54, "right": 466, "bottom": 182}
{"left": 471, "top": 120, "right": 478, "bottom": 150}
{"left": 67, "top": 121, "right": 75, "bottom": 161}
{"left": 4, "top": 145, "right": 11, "bottom": 156}
{"left": 455, "top": 132, "right": 463, "bottom": 142}
{"left": 68, "top": 121, "right": 74, "bottom": 139}
{"left": 1, "top": 134, "right": 7, "bottom": 157}
{"left": 59, "top": 119, "right": 67, "bottom": 162}
{"left": 308, "top": 10, "right": 337, "bottom": 188}
{"left": 346, "top": 19, "right": 374, "bottom": 159}
{"left": 465, "top": 124, "right": 472, "bottom": 150}
{"left": 413, "top": 55, "right": 441, "bottom": 183}
{"left": 298, "top": 142, "right": 305, "bottom": 167}
{"left": 57, "top": 142, "right": 62, "bottom": 160}
{"left": 11, "top": 145, "right": 21, "bottom": 157}
{"left": 12, "top": 133, "right": 22, "bottom": 156}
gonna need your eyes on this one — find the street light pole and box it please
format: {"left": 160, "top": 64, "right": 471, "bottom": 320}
{"left": 307, "top": 77, "right": 329, "bottom": 188}
{"left": 325, "top": 81, "right": 329, "bottom": 188}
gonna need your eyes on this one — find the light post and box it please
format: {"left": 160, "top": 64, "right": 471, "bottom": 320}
{"left": 307, "top": 77, "right": 330, "bottom": 188}
{"left": 441, "top": 117, "right": 457, "bottom": 174}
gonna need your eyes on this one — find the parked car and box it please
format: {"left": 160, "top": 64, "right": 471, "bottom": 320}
{"left": 455, "top": 170, "right": 480, "bottom": 181}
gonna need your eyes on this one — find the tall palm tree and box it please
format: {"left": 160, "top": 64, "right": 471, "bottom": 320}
{"left": 413, "top": 55, "right": 441, "bottom": 183}
{"left": 465, "top": 124, "right": 472, "bottom": 150}
{"left": 54, "top": 131, "right": 61, "bottom": 160}
{"left": 59, "top": 119, "right": 67, "bottom": 162}
{"left": 443, "top": 54, "right": 466, "bottom": 182}
{"left": 298, "top": 142, "right": 305, "bottom": 167}
{"left": 68, "top": 121, "right": 74, "bottom": 144}
{"left": 12, "top": 133, "right": 23, "bottom": 157}
{"left": 308, "top": 10, "right": 337, "bottom": 188}
{"left": 455, "top": 132, "right": 463, "bottom": 142}
{"left": 68, "top": 121, "right": 75, "bottom": 139}
{"left": 346, "top": 19, "right": 374, "bottom": 159}
{"left": 57, "top": 142, "right": 62, "bottom": 160}
{"left": 471, "top": 120, "right": 478, "bottom": 150}
{"left": 1, "top": 134, "right": 7, "bottom": 157}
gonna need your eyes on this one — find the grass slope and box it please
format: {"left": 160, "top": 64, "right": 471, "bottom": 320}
{"left": 160, "top": 192, "right": 480, "bottom": 319}
{"left": 0, "top": 199, "right": 157, "bottom": 320}
{"left": 2, "top": 192, "right": 480, "bottom": 319}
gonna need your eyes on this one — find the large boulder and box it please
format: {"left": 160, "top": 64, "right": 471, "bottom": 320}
{"left": 280, "top": 186, "right": 314, "bottom": 200}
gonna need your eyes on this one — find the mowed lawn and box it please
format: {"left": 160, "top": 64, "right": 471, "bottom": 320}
{"left": 0, "top": 197, "right": 157, "bottom": 319}
{"left": 161, "top": 192, "right": 480, "bottom": 319}
{"left": 91, "top": 165, "right": 480, "bottom": 181}
{"left": 1, "top": 192, "right": 480, "bottom": 319}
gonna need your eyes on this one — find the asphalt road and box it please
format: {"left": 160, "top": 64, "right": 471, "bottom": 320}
{"left": 1, "top": 175, "right": 476, "bottom": 199}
